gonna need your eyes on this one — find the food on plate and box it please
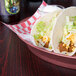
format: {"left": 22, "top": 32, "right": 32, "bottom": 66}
{"left": 52, "top": 7, "right": 76, "bottom": 56}
{"left": 31, "top": 9, "right": 62, "bottom": 49}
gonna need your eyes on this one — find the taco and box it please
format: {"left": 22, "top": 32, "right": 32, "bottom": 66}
{"left": 52, "top": 7, "right": 76, "bottom": 56}
{"left": 31, "top": 9, "right": 62, "bottom": 50}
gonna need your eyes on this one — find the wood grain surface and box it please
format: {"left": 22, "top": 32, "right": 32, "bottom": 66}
{"left": 0, "top": 0, "right": 76, "bottom": 76}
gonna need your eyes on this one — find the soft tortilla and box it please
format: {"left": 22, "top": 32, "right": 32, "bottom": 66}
{"left": 31, "top": 9, "right": 62, "bottom": 48}
{"left": 52, "top": 7, "right": 76, "bottom": 56}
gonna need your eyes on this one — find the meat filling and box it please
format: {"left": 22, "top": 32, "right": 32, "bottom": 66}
{"left": 35, "top": 36, "right": 50, "bottom": 48}
{"left": 59, "top": 42, "right": 74, "bottom": 52}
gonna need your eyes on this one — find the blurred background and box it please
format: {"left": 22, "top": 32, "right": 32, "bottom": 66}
{"left": 20, "top": 0, "right": 76, "bottom": 19}
{"left": 0, "top": 0, "right": 76, "bottom": 24}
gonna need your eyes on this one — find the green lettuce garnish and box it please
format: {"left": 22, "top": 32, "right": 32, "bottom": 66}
{"left": 64, "top": 16, "right": 76, "bottom": 35}
{"left": 34, "top": 16, "right": 56, "bottom": 40}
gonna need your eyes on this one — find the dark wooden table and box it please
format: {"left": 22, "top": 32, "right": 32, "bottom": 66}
{"left": 0, "top": 0, "right": 76, "bottom": 76}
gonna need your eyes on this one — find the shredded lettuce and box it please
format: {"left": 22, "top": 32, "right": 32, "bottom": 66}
{"left": 64, "top": 16, "right": 76, "bottom": 34}
{"left": 34, "top": 34, "right": 41, "bottom": 39}
{"left": 36, "top": 21, "right": 45, "bottom": 33}
{"left": 34, "top": 16, "right": 56, "bottom": 40}
{"left": 62, "top": 16, "right": 76, "bottom": 45}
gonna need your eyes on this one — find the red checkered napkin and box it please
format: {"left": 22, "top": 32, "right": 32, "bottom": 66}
{"left": 3, "top": 1, "right": 48, "bottom": 44}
